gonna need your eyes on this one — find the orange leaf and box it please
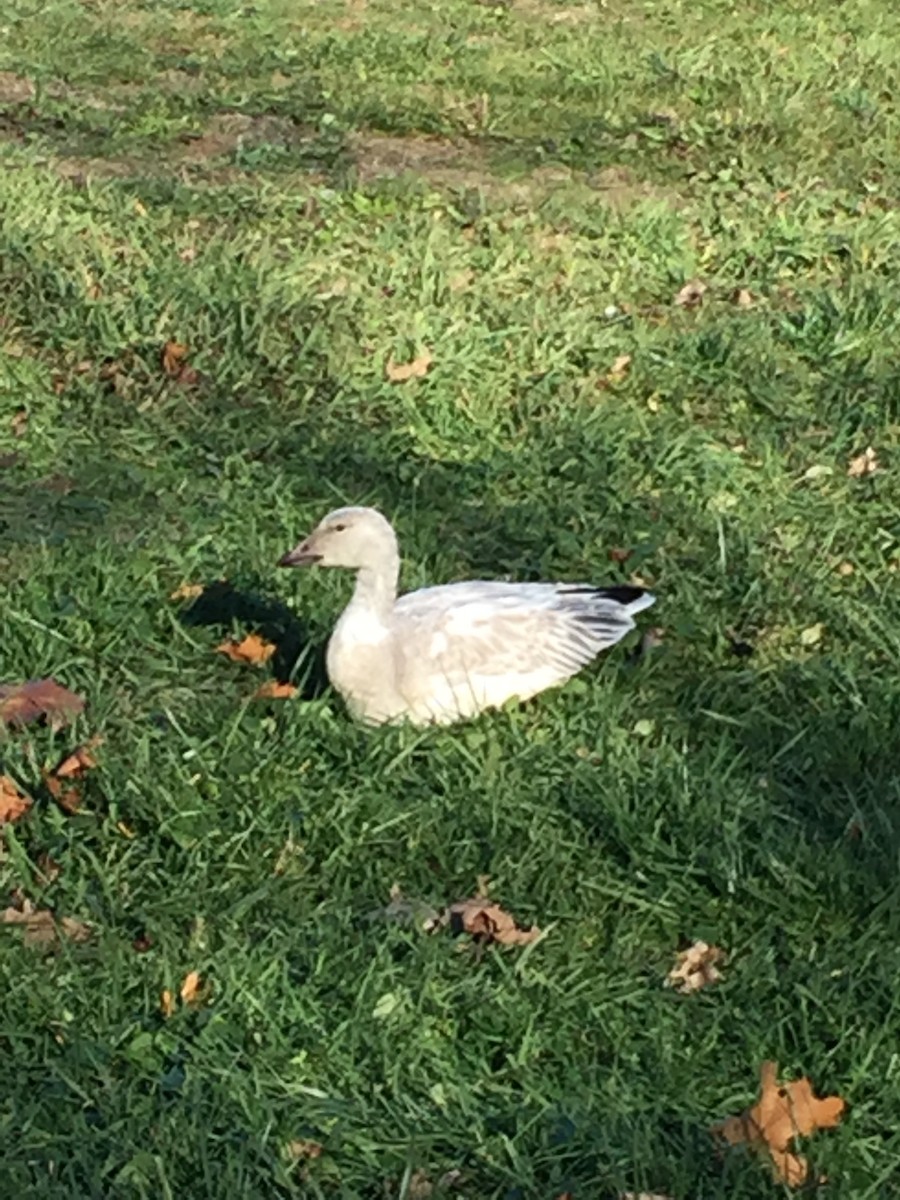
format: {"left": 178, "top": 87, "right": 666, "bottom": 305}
{"left": 0, "top": 774, "right": 32, "bottom": 824}
{"left": 386, "top": 350, "right": 433, "bottom": 383}
{"left": 161, "top": 340, "right": 189, "bottom": 376}
{"left": 216, "top": 634, "right": 276, "bottom": 665}
{"left": 253, "top": 681, "right": 298, "bottom": 700}
{"left": 160, "top": 988, "right": 176, "bottom": 1017}
{"left": 42, "top": 771, "right": 82, "bottom": 815}
{"left": 55, "top": 734, "right": 104, "bottom": 779}
{"left": 712, "top": 1061, "right": 845, "bottom": 1186}
{"left": 0, "top": 678, "right": 85, "bottom": 730}
{"left": 180, "top": 970, "right": 203, "bottom": 1005}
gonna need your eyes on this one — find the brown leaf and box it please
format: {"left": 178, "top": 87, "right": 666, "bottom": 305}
{"left": 252, "top": 680, "right": 298, "bottom": 700}
{"left": 10, "top": 406, "right": 28, "bottom": 437}
{"left": 386, "top": 350, "right": 433, "bottom": 383}
{"left": 180, "top": 969, "right": 204, "bottom": 1005}
{"left": 161, "top": 340, "right": 201, "bottom": 387}
{"left": 674, "top": 279, "right": 707, "bottom": 307}
{"left": 847, "top": 446, "right": 878, "bottom": 478}
{"left": 733, "top": 287, "right": 754, "bottom": 307}
{"left": 36, "top": 852, "right": 61, "bottom": 883}
{"left": 0, "top": 451, "right": 22, "bottom": 469}
{"left": 160, "top": 988, "right": 176, "bottom": 1017}
{"left": 836, "top": 561, "right": 855, "bottom": 577}
{"left": 1, "top": 898, "right": 91, "bottom": 947}
{"left": 0, "top": 775, "right": 32, "bottom": 824}
{"left": 169, "top": 582, "right": 205, "bottom": 602}
{"left": 666, "top": 940, "right": 725, "bottom": 993}
{"left": 162, "top": 340, "right": 189, "bottom": 376}
{"left": 0, "top": 678, "right": 85, "bottom": 730}
{"left": 608, "top": 546, "right": 632, "bottom": 564}
{"left": 712, "top": 1061, "right": 845, "bottom": 1187}
{"left": 42, "top": 734, "right": 103, "bottom": 814}
{"left": 442, "top": 897, "right": 541, "bottom": 947}
{"left": 216, "top": 634, "right": 276, "bottom": 665}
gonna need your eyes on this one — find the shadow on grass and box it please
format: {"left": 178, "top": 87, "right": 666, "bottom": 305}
{"left": 179, "top": 579, "right": 329, "bottom": 699}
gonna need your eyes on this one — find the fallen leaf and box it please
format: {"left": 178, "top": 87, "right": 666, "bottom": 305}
{"left": 169, "top": 582, "right": 205, "bottom": 602}
{"left": 161, "top": 340, "right": 200, "bottom": 387}
{"left": 666, "top": 940, "right": 725, "bottom": 993}
{"left": 847, "top": 445, "right": 878, "bottom": 478}
{"left": 54, "top": 735, "right": 104, "bottom": 778}
{"left": 216, "top": 634, "right": 276, "bottom": 665}
{"left": 386, "top": 349, "right": 433, "bottom": 383}
{"left": 733, "top": 287, "right": 754, "bottom": 307}
{"left": 438, "top": 897, "right": 540, "bottom": 947}
{"left": 0, "top": 775, "right": 31, "bottom": 824}
{"left": 285, "top": 1139, "right": 323, "bottom": 1161}
{"left": 608, "top": 546, "right": 632, "bottom": 563}
{"left": 43, "top": 735, "right": 103, "bottom": 814}
{"left": 180, "top": 969, "right": 203, "bottom": 1005}
{"left": 160, "top": 988, "right": 176, "bottom": 1017}
{"left": 252, "top": 680, "right": 298, "bottom": 700}
{"left": 10, "top": 406, "right": 28, "bottom": 437}
{"left": 607, "top": 353, "right": 633, "bottom": 382}
{"left": 1, "top": 897, "right": 91, "bottom": 946}
{"left": 132, "top": 931, "right": 153, "bottom": 952}
{"left": 674, "top": 278, "right": 707, "bottom": 307}
{"left": 0, "top": 678, "right": 85, "bottom": 730}
{"left": 36, "top": 852, "right": 61, "bottom": 882}
{"left": 799, "top": 623, "right": 824, "bottom": 647}
{"left": 836, "top": 561, "right": 855, "bottom": 577}
{"left": 448, "top": 269, "right": 474, "bottom": 292}
{"left": 712, "top": 1060, "right": 845, "bottom": 1186}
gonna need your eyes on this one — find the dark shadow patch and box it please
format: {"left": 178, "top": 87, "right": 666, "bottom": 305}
{"left": 179, "top": 580, "right": 329, "bottom": 699}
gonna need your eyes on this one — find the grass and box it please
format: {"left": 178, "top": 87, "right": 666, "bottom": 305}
{"left": 2, "top": 0, "right": 900, "bottom": 1195}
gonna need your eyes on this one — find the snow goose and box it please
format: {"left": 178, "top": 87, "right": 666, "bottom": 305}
{"left": 278, "top": 506, "right": 655, "bottom": 726}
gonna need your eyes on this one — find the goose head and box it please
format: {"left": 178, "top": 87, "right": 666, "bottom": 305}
{"left": 278, "top": 506, "right": 398, "bottom": 571}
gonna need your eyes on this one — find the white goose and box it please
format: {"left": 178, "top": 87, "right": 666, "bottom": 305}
{"left": 278, "top": 506, "right": 655, "bottom": 726}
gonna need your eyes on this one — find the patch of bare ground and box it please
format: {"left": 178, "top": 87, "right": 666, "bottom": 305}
{"left": 351, "top": 133, "right": 678, "bottom": 208}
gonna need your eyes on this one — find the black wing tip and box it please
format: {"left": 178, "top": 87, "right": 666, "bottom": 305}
{"left": 560, "top": 583, "right": 650, "bottom": 606}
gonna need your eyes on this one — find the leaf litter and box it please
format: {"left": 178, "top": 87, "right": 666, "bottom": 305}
{"left": 0, "top": 775, "right": 32, "bottom": 824}
{"left": 674, "top": 278, "right": 707, "bottom": 307}
{"left": 43, "top": 734, "right": 103, "bottom": 814}
{"left": 0, "top": 678, "right": 85, "bottom": 730}
{"left": 2, "top": 896, "right": 91, "bottom": 947}
{"left": 666, "top": 940, "right": 725, "bottom": 993}
{"left": 216, "top": 634, "right": 276, "bottom": 665}
{"left": 386, "top": 349, "right": 433, "bottom": 382}
{"left": 712, "top": 1060, "right": 845, "bottom": 1186}
{"left": 847, "top": 446, "right": 878, "bottom": 478}
{"left": 433, "top": 895, "right": 541, "bottom": 946}
{"left": 161, "top": 340, "right": 201, "bottom": 387}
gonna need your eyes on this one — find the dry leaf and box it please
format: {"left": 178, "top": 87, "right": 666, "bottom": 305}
{"left": 607, "top": 353, "right": 633, "bottom": 382}
{"left": 169, "top": 582, "right": 205, "bottom": 601}
{"left": 836, "top": 561, "right": 855, "bottom": 577}
{"left": 180, "top": 969, "right": 203, "bottom": 1005}
{"left": 448, "top": 269, "right": 474, "bottom": 292}
{"left": 734, "top": 288, "right": 754, "bottom": 307}
{"left": 799, "top": 623, "right": 824, "bottom": 647}
{"left": 0, "top": 775, "right": 31, "bottom": 824}
{"left": 216, "top": 634, "right": 276, "bottom": 665}
{"left": 285, "top": 1139, "right": 323, "bottom": 1161}
{"left": 675, "top": 279, "right": 707, "bottom": 307}
{"left": 608, "top": 546, "right": 632, "bottom": 563}
{"left": 440, "top": 897, "right": 540, "bottom": 947}
{"left": 252, "top": 680, "right": 298, "bottom": 700}
{"left": 160, "top": 988, "right": 176, "bottom": 1017}
{"left": 161, "top": 340, "right": 200, "bottom": 387}
{"left": 386, "top": 350, "right": 433, "bottom": 383}
{"left": 666, "top": 940, "right": 725, "bottom": 993}
{"left": 712, "top": 1060, "right": 845, "bottom": 1187}
{"left": 10, "top": 406, "right": 28, "bottom": 437}
{"left": 847, "top": 446, "right": 878, "bottom": 478}
{"left": 0, "top": 678, "right": 85, "bottom": 730}
{"left": 1, "top": 898, "right": 91, "bottom": 947}
{"left": 43, "top": 735, "right": 103, "bottom": 814}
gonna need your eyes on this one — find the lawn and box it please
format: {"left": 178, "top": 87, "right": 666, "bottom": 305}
{"left": 2, "top": 0, "right": 900, "bottom": 1196}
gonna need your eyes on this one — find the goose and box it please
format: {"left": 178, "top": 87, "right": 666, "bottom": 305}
{"left": 278, "top": 506, "right": 655, "bottom": 726}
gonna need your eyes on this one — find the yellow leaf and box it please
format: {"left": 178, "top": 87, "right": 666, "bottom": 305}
{"left": 160, "top": 989, "right": 176, "bottom": 1018}
{"left": 169, "top": 582, "right": 205, "bottom": 602}
{"left": 180, "top": 970, "right": 203, "bottom": 1005}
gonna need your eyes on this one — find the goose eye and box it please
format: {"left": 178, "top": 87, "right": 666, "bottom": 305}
{"left": 333, "top": 523, "right": 347, "bottom": 532}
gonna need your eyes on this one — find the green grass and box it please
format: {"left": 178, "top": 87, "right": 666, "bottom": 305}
{"left": 2, "top": 0, "right": 900, "bottom": 1196}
